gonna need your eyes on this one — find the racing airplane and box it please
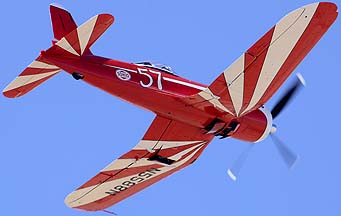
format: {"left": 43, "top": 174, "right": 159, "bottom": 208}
{"left": 3, "top": 2, "right": 337, "bottom": 212}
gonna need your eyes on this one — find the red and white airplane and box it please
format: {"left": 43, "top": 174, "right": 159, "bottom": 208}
{"left": 3, "top": 2, "right": 337, "bottom": 212}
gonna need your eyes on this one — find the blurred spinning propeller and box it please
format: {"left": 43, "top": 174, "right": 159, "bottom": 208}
{"left": 228, "top": 73, "right": 305, "bottom": 181}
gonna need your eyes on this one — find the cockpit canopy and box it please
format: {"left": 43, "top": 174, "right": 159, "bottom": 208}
{"left": 135, "top": 61, "right": 175, "bottom": 75}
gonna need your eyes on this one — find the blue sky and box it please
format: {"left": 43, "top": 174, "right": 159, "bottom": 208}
{"left": 1, "top": 1, "right": 340, "bottom": 215}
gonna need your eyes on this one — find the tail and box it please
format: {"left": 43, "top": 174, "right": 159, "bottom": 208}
{"left": 3, "top": 4, "right": 114, "bottom": 98}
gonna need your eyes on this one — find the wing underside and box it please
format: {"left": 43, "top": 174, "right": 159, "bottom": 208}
{"left": 183, "top": 2, "right": 337, "bottom": 117}
{"left": 65, "top": 115, "right": 214, "bottom": 211}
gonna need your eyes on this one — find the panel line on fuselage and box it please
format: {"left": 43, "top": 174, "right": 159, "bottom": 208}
{"left": 162, "top": 77, "right": 206, "bottom": 91}
{"left": 102, "top": 64, "right": 138, "bottom": 73}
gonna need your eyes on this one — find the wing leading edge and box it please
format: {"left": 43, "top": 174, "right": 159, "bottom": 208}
{"left": 65, "top": 115, "right": 214, "bottom": 211}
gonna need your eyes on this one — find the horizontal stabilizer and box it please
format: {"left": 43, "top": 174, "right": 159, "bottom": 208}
{"left": 3, "top": 56, "right": 61, "bottom": 98}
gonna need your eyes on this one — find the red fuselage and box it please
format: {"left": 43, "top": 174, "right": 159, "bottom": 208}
{"left": 42, "top": 53, "right": 271, "bottom": 142}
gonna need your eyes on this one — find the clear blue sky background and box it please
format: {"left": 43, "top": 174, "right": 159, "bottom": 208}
{"left": 1, "top": 1, "right": 340, "bottom": 215}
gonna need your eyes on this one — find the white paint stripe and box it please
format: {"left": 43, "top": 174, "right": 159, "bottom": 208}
{"left": 198, "top": 88, "right": 234, "bottom": 115}
{"left": 134, "top": 140, "right": 202, "bottom": 151}
{"left": 65, "top": 144, "right": 205, "bottom": 208}
{"left": 168, "top": 143, "right": 204, "bottom": 161}
{"left": 229, "top": 73, "right": 244, "bottom": 116}
{"left": 29, "top": 61, "right": 59, "bottom": 69}
{"left": 78, "top": 15, "right": 98, "bottom": 55}
{"left": 101, "top": 141, "right": 205, "bottom": 172}
{"left": 102, "top": 64, "right": 137, "bottom": 73}
{"left": 101, "top": 158, "right": 156, "bottom": 172}
{"left": 223, "top": 55, "right": 245, "bottom": 116}
{"left": 223, "top": 55, "right": 245, "bottom": 86}
{"left": 56, "top": 37, "right": 80, "bottom": 56}
{"left": 163, "top": 77, "right": 206, "bottom": 91}
{"left": 242, "top": 4, "right": 318, "bottom": 115}
{"left": 159, "top": 140, "right": 204, "bottom": 149}
{"left": 101, "top": 158, "right": 136, "bottom": 172}
{"left": 3, "top": 70, "right": 60, "bottom": 92}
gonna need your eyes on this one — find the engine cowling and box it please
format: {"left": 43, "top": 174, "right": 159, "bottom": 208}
{"left": 230, "top": 107, "right": 273, "bottom": 143}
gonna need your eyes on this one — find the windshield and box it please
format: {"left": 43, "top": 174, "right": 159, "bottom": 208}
{"left": 135, "top": 61, "right": 175, "bottom": 75}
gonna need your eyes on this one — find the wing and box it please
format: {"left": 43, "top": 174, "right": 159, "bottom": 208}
{"left": 183, "top": 2, "right": 337, "bottom": 117}
{"left": 65, "top": 115, "right": 214, "bottom": 211}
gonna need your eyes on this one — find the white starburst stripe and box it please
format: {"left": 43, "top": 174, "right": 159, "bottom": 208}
{"left": 101, "top": 158, "right": 157, "bottom": 172}
{"left": 78, "top": 15, "right": 98, "bottom": 55}
{"left": 101, "top": 159, "right": 136, "bottom": 172}
{"left": 3, "top": 70, "right": 60, "bottom": 92}
{"left": 101, "top": 142, "right": 205, "bottom": 172}
{"left": 29, "top": 61, "right": 59, "bottom": 69}
{"left": 229, "top": 73, "right": 244, "bottom": 116}
{"left": 134, "top": 140, "right": 203, "bottom": 151}
{"left": 242, "top": 3, "right": 318, "bottom": 115}
{"left": 168, "top": 143, "right": 203, "bottom": 161}
{"left": 223, "top": 55, "right": 245, "bottom": 116}
{"left": 65, "top": 144, "right": 205, "bottom": 208}
{"left": 56, "top": 37, "right": 80, "bottom": 56}
{"left": 198, "top": 88, "right": 234, "bottom": 115}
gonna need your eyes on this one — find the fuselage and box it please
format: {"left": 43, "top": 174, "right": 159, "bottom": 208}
{"left": 42, "top": 53, "right": 271, "bottom": 142}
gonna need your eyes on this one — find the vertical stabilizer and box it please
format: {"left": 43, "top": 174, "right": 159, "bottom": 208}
{"left": 50, "top": 3, "right": 77, "bottom": 40}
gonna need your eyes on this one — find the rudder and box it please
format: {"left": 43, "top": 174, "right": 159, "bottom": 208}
{"left": 50, "top": 3, "right": 78, "bottom": 40}
{"left": 46, "top": 13, "right": 114, "bottom": 57}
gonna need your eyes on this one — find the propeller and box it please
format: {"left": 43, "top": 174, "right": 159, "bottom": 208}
{"left": 270, "top": 134, "right": 299, "bottom": 169}
{"left": 227, "top": 144, "right": 255, "bottom": 181}
{"left": 227, "top": 73, "right": 305, "bottom": 181}
{"left": 271, "top": 73, "right": 306, "bottom": 119}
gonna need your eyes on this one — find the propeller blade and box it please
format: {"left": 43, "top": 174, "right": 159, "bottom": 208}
{"left": 271, "top": 73, "right": 305, "bottom": 119}
{"left": 227, "top": 144, "right": 255, "bottom": 181}
{"left": 270, "top": 134, "right": 299, "bottom": 169}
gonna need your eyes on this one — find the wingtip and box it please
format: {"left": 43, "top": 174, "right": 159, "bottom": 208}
{"left": 3, "top": 88, "right": 20, "bottom": 98}
{"left": 64, "top": 191, "right": 78, "bottom": 209}
{"left": 3, "top": 91, "right": 11, "bottom": 98}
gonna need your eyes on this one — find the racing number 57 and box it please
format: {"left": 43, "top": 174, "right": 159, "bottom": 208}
{"left": 137, "top": 68, "right": 163, "bottom": 90}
